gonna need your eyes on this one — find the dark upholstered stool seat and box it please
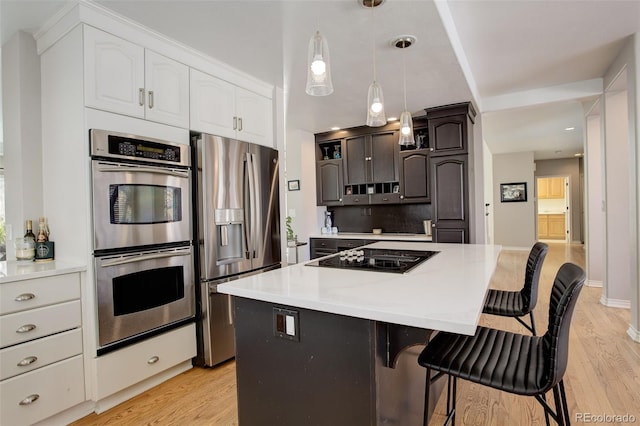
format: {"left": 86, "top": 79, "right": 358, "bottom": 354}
{"left": 482, "top": 242, "right": 548, "bottom": 335}
{"left": 419, "top": 262, "right": 585, "bottom": 426}
{"left": 419, "top": 326, "right": 546, "bottom": 396}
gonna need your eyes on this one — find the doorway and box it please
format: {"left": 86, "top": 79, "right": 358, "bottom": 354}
{"left": 536, "top": 176, "right": 570, "bottom": 243}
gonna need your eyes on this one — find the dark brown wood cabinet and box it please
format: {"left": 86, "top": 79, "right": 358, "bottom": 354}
{"left": 398, "top": 149, "right": 431, "bottom": 203}
{"left": 430, "top": 155, "right": 468, "bottom": 243}
{"left": 426, "top": 102, "right": 475, "bottom": 243}
{"left": 344, "top": 131, "right": 398, "bottom": 185}
{"left": 316, "top": 159, "right": 343, "bottom": 206}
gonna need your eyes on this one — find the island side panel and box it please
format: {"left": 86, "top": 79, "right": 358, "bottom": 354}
{"left": 234, "top": 297, "right": 377, "bottom": 425}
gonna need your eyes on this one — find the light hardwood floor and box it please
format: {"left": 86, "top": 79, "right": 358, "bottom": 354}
{"left": 72, "top": 243, "right": 640, "bottom": 426}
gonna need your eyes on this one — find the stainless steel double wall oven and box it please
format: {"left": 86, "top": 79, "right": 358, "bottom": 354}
{"left": 90, "top": 129, "right": 195, "bottom": 355}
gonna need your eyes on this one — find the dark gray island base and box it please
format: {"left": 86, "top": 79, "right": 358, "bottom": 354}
{"left": 233, "top": 297, "right": 444, "bottom": 426}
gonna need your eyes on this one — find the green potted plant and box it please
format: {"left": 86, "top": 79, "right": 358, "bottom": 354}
{"left": 286, "top": 216, "right": 296, "bottom": 246}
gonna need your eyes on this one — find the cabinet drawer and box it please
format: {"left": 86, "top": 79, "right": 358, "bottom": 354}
{"left": 0, "top": 301, "right": 81, "bottom": 349}
{"left": 0, "top": 273, "right": 80, "bottom": 315}
{"left": 370, "top": 193, "right": 401, "bottom": 204}
{"left": 95, "top": 323, "right": 196, "bottom": 400}
{"left": 335, "top": 239, "right": 371, "bottom": 250}
{"left": 0, "top": 328, "right": 82, "bottom": 380}
{"left": 310, "top": 239, "right": 337, "bottom": 250}
{"left": 1, "top": 355, "right": 84, "bottom": 426}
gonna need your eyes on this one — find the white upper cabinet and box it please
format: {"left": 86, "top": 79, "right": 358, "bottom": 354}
{"left": 84, "top": 26, "right": 145, "bottom": 118}
{"left": 84, "top": 26, "right": 189, "bottom": 128}
{"left": 190, "top": 68, "right": 273, "bottom": 147}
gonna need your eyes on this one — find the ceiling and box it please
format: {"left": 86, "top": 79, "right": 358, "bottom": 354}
{"left": 1, "top": 0, "right": 639, "bottom": 160}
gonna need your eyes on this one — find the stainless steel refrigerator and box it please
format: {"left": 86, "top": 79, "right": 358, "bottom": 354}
{"left": 193, "top": 134, "right": 281, "bottom": 367}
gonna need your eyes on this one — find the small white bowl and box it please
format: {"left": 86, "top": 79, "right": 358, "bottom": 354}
{"left": 372, "top": 228, "right": 382, "bottom": 235}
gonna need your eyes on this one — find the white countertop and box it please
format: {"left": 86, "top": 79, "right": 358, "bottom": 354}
{"left": 218, "top": 241, "right": 502, "bottom": 335}
{"left": 309, "top": 232, "right": 433, "bottom": 242}
{"left": 0, "top": 260, "right": 86, "bottom": 284}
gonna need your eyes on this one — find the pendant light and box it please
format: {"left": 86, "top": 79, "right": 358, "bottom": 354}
{"left": 394, "top": 35, "right": 416, "bottom": 146}
{"left": 305, "top": 30, "right": 333, "bottom": 96}
{"left": 365, "top": 0, "right": 386, "bottom": 127}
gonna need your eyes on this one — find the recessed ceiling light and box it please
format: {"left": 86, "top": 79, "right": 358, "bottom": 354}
{"left": 331, "top": 127, "right": 340, "bottom": 131}
{"left": 387, "top": 117, "right": 398, "bottom": 121}
{"left": 564, "top": 127, "right": 575, "bottom": 131}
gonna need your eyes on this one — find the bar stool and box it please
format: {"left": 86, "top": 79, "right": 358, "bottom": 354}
{"left": 419, "top": 262, "right": 585, "bottom": 426}
{"left": 483, "top": 242, "right": 548, "bottom": 335}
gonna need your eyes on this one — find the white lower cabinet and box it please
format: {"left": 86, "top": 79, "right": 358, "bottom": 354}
{"left": 1, "top": 356, "right": 85, "bottom": 426}
{"left": 95, "top": 323, "right": 196, "bottom": 400}
{"left": 0, "top": 270, "right": 85, "bottom": 426}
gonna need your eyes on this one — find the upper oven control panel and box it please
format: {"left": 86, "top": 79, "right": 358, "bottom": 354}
{"left": 90, "top": 129, "right": 190, "bottom": 168}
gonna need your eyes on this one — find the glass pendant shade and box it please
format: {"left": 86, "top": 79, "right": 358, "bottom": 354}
{"left": 305, "top": 31, "right": 333, "bottom": 96}
{"left": 398, "top": 110, "right": 416, "bottom": 146}
{"left": 366, "top": 80, "right": 387, "bottom": 127}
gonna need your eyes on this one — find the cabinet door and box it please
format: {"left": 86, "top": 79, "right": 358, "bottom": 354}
{"left": 537, "top": 179, "right": 549, "bottom": 199}
{"left": 370, "top": 131, "right": 398, "bottom": 182}
{"left": 144, "top": 50, "right": 189, "bottom": 128}
{"left": 428, "top": 115, "right": 467, "bottom": 156}
{"left": 189, "top": 69, "right": 236, "bottom": 138}
{"left": 431, "top": 155, "right": 468, "bottom": 243}
{"left": 548, "top": 214, "right": 566, "bottom": 239}
{"left": 84, "top": 26, "right": 145, "bottom": 118}
{"left": 344, "top": 136, "right": 368, "bottom": 184}
{"left": 538, "top": 214, "right": 549, "bottom": 238}
{"left": 549, "top": 177, "right": 565, "bottom": 198}
{"left": 236, "top": 87, "right": 273, "bottom": 147}
{"left": 399, "top": 149, "right": 430, "bottom": 203}
{"left": 316, "top": 160, "right": 343, "bottom": 206}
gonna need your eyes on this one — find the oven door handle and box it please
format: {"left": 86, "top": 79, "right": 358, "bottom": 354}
{"left": 96, "top": 163, "right": 189, "bottom": 179}
{"left": 100, "top": 249, "right": 192, "bottom": 267}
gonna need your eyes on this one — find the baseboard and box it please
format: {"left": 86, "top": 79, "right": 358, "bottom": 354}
{"left": 586, "top": 279, "right": 603, "bottom": 288}
{"left": 599, "top": 295, "right": 631, "bottom": 309}
{"left": 627, "top": 325, "right": 640, "bottom": 343}
{"left": 33, "top": 401, "right": 95, "bottom": 426}
{"left": 94, "top": 360, "right": 193, "bottom": 413}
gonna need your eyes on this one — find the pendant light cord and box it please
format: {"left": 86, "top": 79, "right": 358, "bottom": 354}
{"left": 371, "top": 2, "right": 376, "bottom": 81}
{"left": 403, "top": 41, "right": 408, "bottom": 110}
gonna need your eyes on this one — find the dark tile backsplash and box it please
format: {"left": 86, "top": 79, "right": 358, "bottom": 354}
{"left": 329, "top": 204, "right": 432, "bottom": 234}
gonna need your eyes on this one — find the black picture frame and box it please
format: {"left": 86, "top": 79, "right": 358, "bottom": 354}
{"left": 500, "top": 182, "right": 527, "bottom": 202}
{"left": 287, "top": 180, "right": 300, "bottom": 191}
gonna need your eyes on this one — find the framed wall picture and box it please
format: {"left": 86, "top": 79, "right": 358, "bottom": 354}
{"left": 287, "top": 180, "right": 300, "bottom": 191}
{"left": 500, "top": 182, "right": 527, "bottom": 202}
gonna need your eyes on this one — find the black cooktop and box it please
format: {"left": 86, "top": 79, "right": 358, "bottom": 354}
{"left": 306, "top": 248, "right": 439, "bottom": 274}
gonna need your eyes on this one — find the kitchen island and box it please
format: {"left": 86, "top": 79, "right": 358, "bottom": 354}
{"left": 218, "top": 241, "right": 502, "bottom": 425}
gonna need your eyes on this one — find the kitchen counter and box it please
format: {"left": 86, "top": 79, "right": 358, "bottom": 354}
{"left": 0, "top": 260, "right": 86, "bottom": 284}
{"left": 223, "top": 240, "right": 502, "bottom": 425}
{"left": 219, "top": 240, "right": 501, "bottom": 335}
{"left": 309, "top": 232, "right": 433, "bottom": 242}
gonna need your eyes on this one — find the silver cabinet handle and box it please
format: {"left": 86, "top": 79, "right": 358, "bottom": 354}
{"left": 147, "top": 356, "right": 160, "bottom": 365}
{"left": 18, "top": 356, "right": 38, "bottom": 367}
{"left": 382, "top": 198, "right": 388, "bottom": 201}
{"left": 238, "top": 117, "right": 243, "bottom": 131}
{"left": 100, "top": 248, "right": 191, "bottom": 267}
{"left": 233, "top": 116, "right": 238, "bottom": 130}
{"left": 19, "top": 394, "right": 40, "bottom": 406}
{"left": 17, "top": 324, "right": 36, "bottom": 333}
{"left": 148, "top": 90, "right": 154, "bottom": 109}
{"left": 430, "top": 147, "right": 434, "bottom": 151}
{"left": 139, "top": 88, "right": 145, "bottom": 106}
{"left": 400, "top": 195, "right": 404, "bottom": 199}
{"left": 15, "top": 293, "right": 35, "bottom": 302}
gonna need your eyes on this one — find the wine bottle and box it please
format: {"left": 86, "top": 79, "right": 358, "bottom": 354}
{"left": 24, "top": 220, "right": 36, "bottom": 243}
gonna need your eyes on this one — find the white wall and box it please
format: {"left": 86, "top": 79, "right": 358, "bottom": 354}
{"left": 471, "top": 113, "right": 485, "bottom": 243}
{"left": 585, "top": 111, "right": 604, "bottom": 287}
{"left": 603, "top": 85, "right": 631, "bottom": 305}
{"left": 283, "top": 127, "right": 324, "bottom": 263}
{"left": 2, "top": 31, "right": 43, "bottom": 260}
{"left": 492, "top": 152, "right": 536, "bottom": 249}
{"left": 482, "top": 140, "right": 494, "bottom": 244}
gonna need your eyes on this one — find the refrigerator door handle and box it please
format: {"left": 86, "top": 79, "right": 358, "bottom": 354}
{"left": 246, "top": 152, "right": 257, "bottom": 259}
{"left": 228, "top": 295, "right": 234, "bottom": 325}
{"left": 243, "top": 155, "right": 251, "bottom": 259}
{"left": 250, "top": 152, "right": 260, "bottom": 259}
